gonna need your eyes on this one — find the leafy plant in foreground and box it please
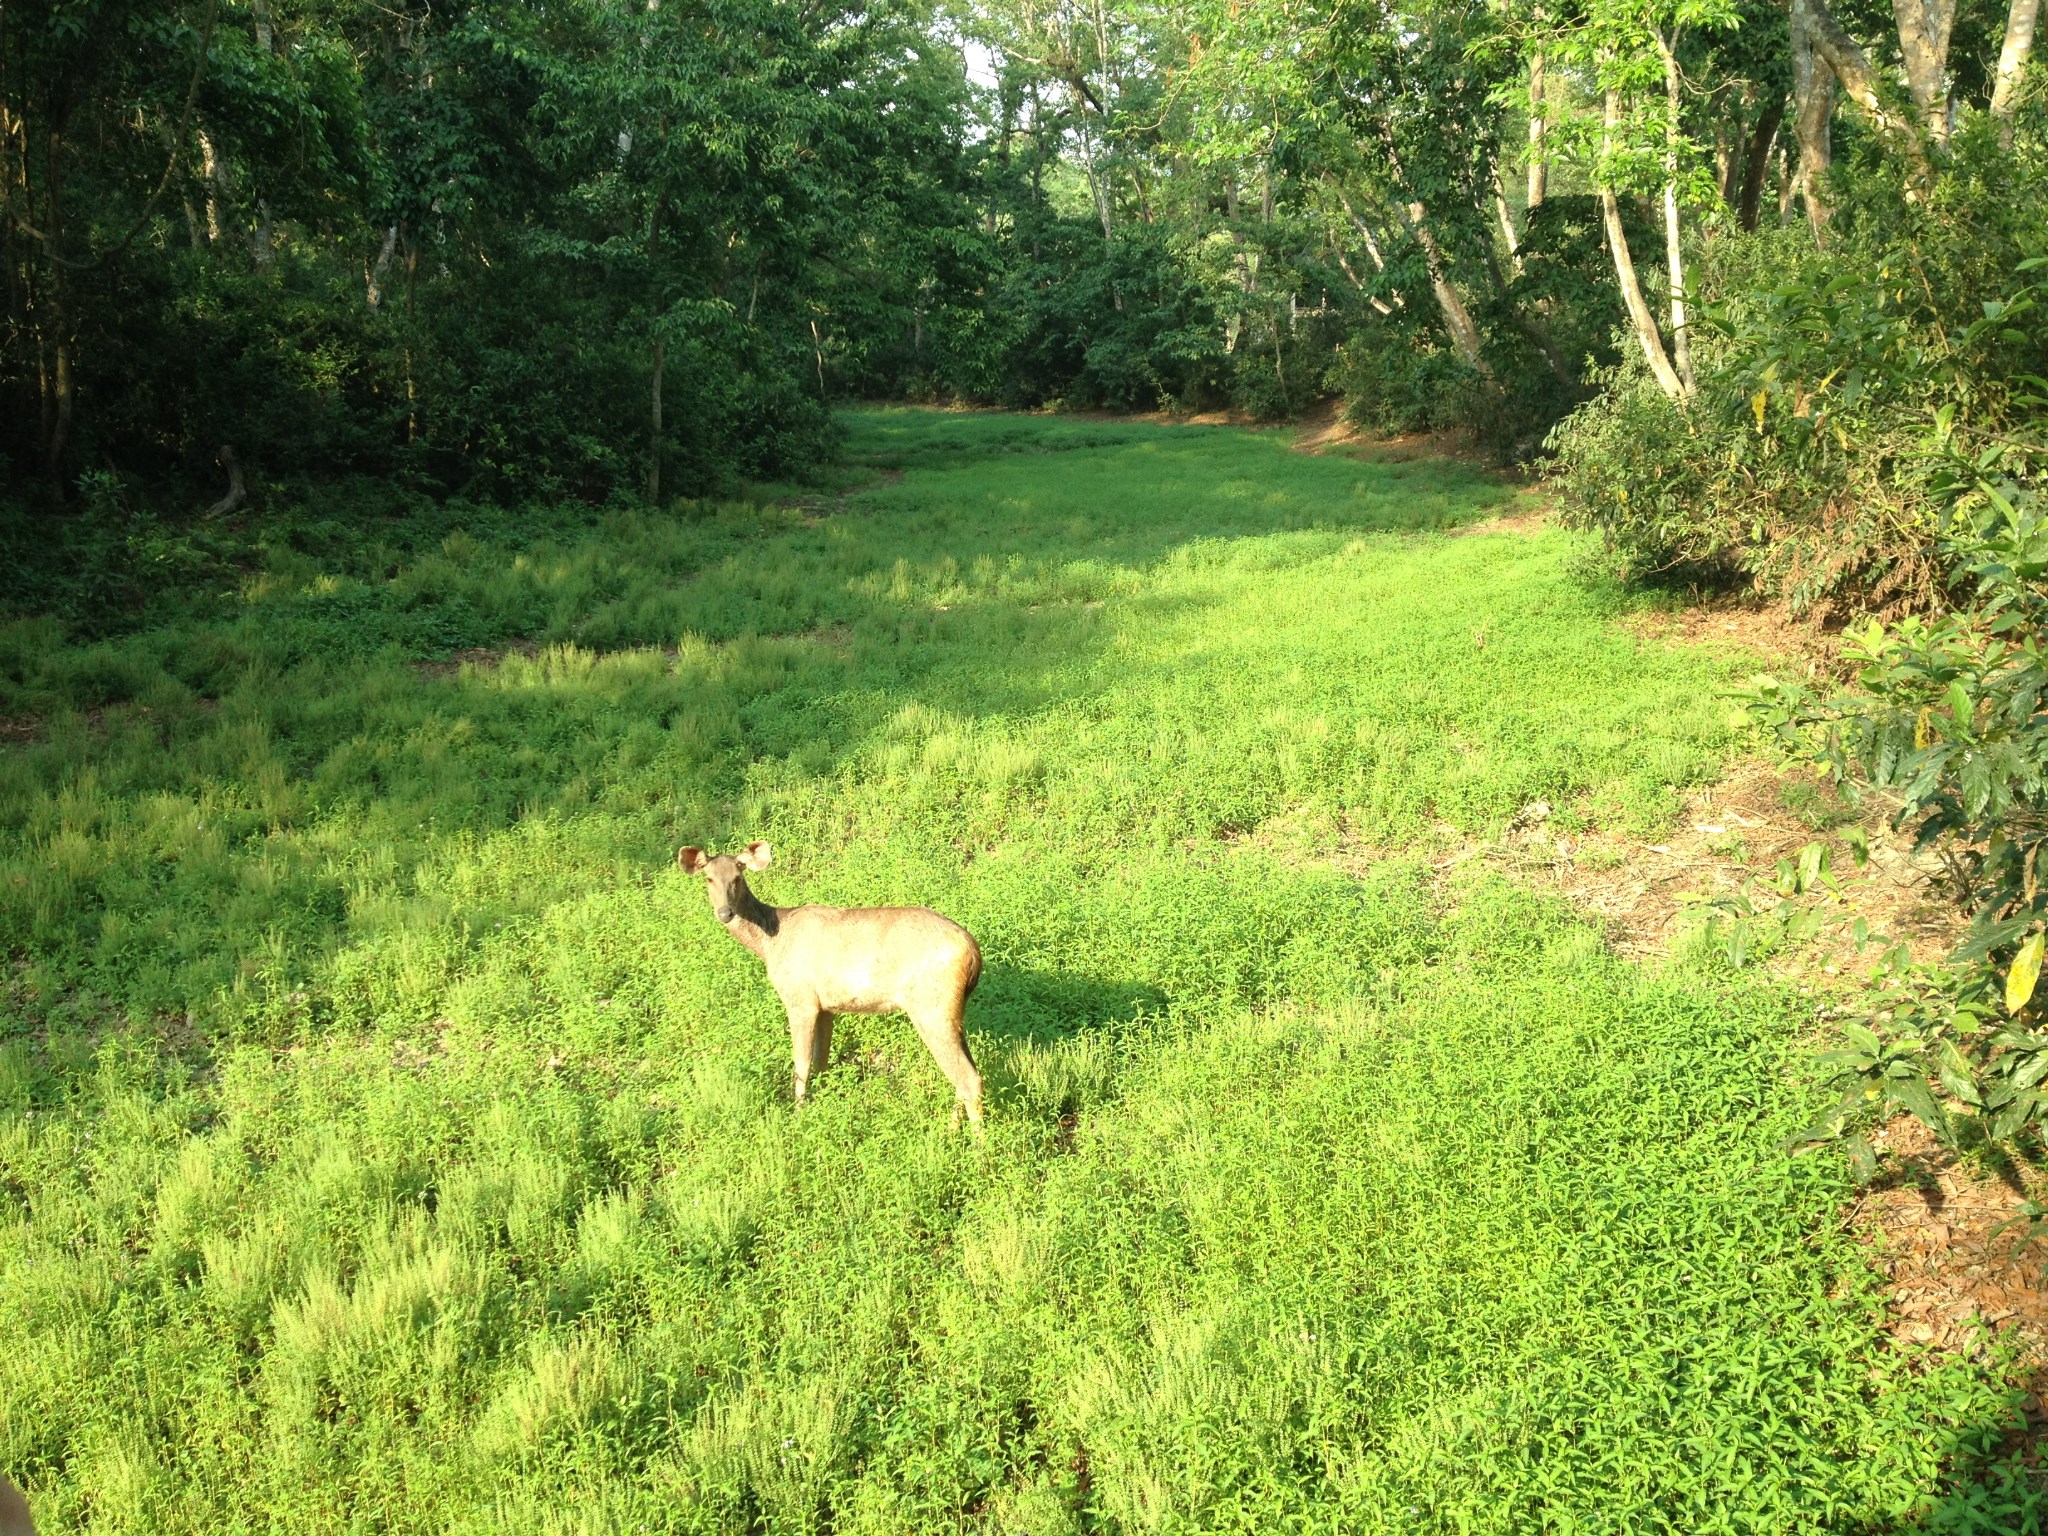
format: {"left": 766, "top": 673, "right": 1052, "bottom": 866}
{"left": 1746, "top": 442, "right": 2048, "bottom": 1167}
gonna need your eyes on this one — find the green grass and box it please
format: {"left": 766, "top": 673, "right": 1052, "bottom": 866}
{"left": 0, "top": 409, "right": 2036, "bottom": 1532}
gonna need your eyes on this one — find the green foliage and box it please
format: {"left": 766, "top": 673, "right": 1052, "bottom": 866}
{"left": 8, "top": 414, "right": 2035, "bottom": 1529}
{"left": 1551, "top": 135, "right": 2048, "bottom": 615}
{"left": 1750, "top": 461, "right": 2048, "bottom": 1159}
{"left": 1, "top": 0, "right": 964, "bottom": 506}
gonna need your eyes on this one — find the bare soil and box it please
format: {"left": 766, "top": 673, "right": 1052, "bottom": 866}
{"left": 1854, "top": 1117, "right": 2048, "bottom": 1440}
{"left": 410, "top": 639, "right": 541, "bottom": 680}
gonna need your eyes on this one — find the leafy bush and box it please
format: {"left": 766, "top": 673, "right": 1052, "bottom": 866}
{"left": 1550, "top": 137, "right": 2048, "bottom": 618}
{"left": 1749, "top": 446, "right": 2048, "bottom": 1165}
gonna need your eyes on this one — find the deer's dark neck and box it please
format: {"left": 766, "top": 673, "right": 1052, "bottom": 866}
{"left": 724, "top": 886, "right": 782, "bottom": 959}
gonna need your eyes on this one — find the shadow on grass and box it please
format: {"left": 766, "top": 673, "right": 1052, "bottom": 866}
{"left": 0, "top": 410, "right": 1525, "bottom": 1068}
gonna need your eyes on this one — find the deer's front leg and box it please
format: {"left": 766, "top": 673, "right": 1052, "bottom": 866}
{"left": 786, "top": 996, "right": 829, "bottom": 1105}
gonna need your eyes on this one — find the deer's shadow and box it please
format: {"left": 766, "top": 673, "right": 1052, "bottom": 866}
{"left": 958, "top": 959, "right": 1165, "bottom": 1126}
{"left": 969, "top": 958, "right": 1163, "bottom": 1048}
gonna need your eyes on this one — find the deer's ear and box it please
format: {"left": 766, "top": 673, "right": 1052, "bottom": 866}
{"left": 677, "top": 846, "right": 707, "bottom": 873}
{"left": 739, "top": 841, "right": 772, "bottom": 871}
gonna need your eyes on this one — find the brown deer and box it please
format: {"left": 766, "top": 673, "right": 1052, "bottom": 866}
{"left": 0, "top": 1472, "right": 34, "bottom": 1536}
{"left": 678, "top": 842, "right": 985, "bottom": 1123}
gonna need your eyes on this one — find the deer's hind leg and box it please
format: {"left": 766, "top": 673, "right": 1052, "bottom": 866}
{"left": 786, "top": 996, "right": 832, "bottom": 1105}
{"left": 908, "top": 996, "right": 983, "bottom": 1127}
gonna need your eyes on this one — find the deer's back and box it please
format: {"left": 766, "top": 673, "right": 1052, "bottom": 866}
{"left": 769, "top": 905, "right": 980, "bottom": 1014}
{"left": 0, "top": 1474, "right": 33, "bottom": 1536}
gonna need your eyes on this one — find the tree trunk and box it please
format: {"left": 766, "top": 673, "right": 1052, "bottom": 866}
{"left": 198, "top": 128, "right": 223, "bottom": 242}
{"left": 1891, "top": 0, "right": 1957, "bottom": 145}
{"left": 1494, "top": 167, "right": 1521, "bottom": 268}
{"left": 1403, "top": 199, "right": 1491, "bottom": 377}
{"left": 366, "top": 225, "right": 397, "bottom": 307}
{"left": 1372, "top": 130, "right": 1484, "bottom": 371}
{"left": 1479, "top": 236, "right": 1576, "bottom": 392}
{"left": 647, "top": 335, "right": 665, "bottom": 503}
{"left": 42, "top": 129, "right": 73, "bottom": 478}
{"left": 1801, "top": 0, "right": 1929, "bottom": 182}
{"left": 1737, "top": 96, "right": 1784, "bottom": 230}
{"left": 1601, "top": 88, "right": 1685, "bottom": 401}
{"left": 250, "top": 0, "right": 276, "bottom": 269}
{"left": 1527, "top": 52, "right": 1548, "bottom": 210}
{"left": 647, "top": 187, "right": 666, "bottom": 502}
{"left": 1327, "top": 179, "right": 1404, "bottom": 311}
{"left": 1072, "top": 87, "right": 1113, "bottom": 242}
{"left": 1790, "top": 0, "right": 1835, "bottom": 236}
{"left": 204, "top": 445, "right": 245, "bottom": 517}
{"left": 46, "top": 286, "right": 73, "bottom": 477}
{"left": 1992, "top": 0, "right": 2041, "bottom": 146}
{"left": 1654, "top": 31, "right": 1696, "bottom": 397}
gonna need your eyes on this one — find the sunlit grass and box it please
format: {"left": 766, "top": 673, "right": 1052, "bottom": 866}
{"left": 0, "top": 410, "right": 2035, "bottom": 1532}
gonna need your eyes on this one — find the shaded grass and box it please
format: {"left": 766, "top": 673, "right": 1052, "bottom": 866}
{"left": 0, "top": 409, "right": 2035, "bottom": 1531}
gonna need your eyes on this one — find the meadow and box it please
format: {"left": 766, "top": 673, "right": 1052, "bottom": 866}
{"left": 0, "top": 411, "right": 2036, "bottom": 1533}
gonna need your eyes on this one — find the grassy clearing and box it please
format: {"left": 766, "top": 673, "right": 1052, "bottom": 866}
{"left": 0, "top": 410, "right": 2035, "bottom": 1531}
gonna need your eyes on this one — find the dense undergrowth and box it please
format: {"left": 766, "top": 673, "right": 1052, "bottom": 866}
{"left": 1, "top": 413, "right": 2041, "bottom": 1532}
{"left": 1550, "top": 130, "right": 2048, "bottom": 620}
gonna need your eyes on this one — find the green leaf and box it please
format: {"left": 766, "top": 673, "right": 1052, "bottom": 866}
{"left": 1889, "top": 1075, "right": 1948, "bottom": 1138}
{"left": 1845, "top": 1134, "right": 1878, "bottom": 1185}
{"left": 1937, "top": 1041, "right": 1983, "bottom": 1105}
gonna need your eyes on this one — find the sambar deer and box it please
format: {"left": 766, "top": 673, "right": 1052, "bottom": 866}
{"left": 0, "top": 1471, "right": 34, "bottom": 1536}
{"left": 679, "top": 842, "right": 985, "bottom": 1123}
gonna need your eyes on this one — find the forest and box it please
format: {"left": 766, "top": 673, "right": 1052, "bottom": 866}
{"left": 5, "top": 0, "right": 2048, "bottom": 1530}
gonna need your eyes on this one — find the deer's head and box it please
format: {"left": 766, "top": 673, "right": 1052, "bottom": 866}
{"left": 678, "top": 841, "right": 771, "bottom": 925}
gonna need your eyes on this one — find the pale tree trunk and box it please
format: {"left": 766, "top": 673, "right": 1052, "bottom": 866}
{"left": 1331, "top": 245, "right": 1396, "bottom": 315}
{"left": 1601, "top": 87, "right": 1685, "bottom": 401}
{"left": 1527, "top": 52, "right": 1548, "bottom": 210}
{"left": 1653, "top": 30, "right": 1696, "bottom": 397}
{"left": 648, "top": 335, "right": 665, "bottom": 502}
{"left": 203, "top": 444, "right": 245, "bottom": 517}
{"left": 1790, "top": 0, "right": 1835, "bottom": 237}
{"left": 1374, "top": 130, "right": 1488, "bottom": 374}
{"left": 1072, "top": 89, "right": 1113, "bottom": 242}
{"left": 250, "top": 0, "right": 275, "bottom": 270}
{"left": 1403, "top": 200, "right": 1491, "bottom": 376}
{"left": 1494, "top": 167, "right": 1522, "bottom": 269}
{"left": 198, "top": 128, "right": 223, "bottom": 241}
{"left": 41, "top": 127, "right": 74, "bottom": 477}
{"left": 1711, "top": 85, "right": 1739, "bottom": 206}
{"left": 1891, "top": 0, "right": 1957, "bottom": 145}
{"left": 647, "top": 188, "right": 666, "bottom": 502}
{"left": 1801, "top": 0, "right": 1930, "bottom": 183}
{"left": 1992, "top": 0, "right": 2041, "bottom": 146}
{"left": 366, "top": 225, "right": 397, "bottom": 307}
{"left": 1326, "top": 179, "right": 1403, "bottom": 313}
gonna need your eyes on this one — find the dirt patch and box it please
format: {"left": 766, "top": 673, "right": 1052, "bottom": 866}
{"left": 1854, "top": 1117, "right": 2048, "bottom": 1389}
{"left": 1626, "top": 595, "right": 1837, "bottom": 675}
{"left": 1231, "top": 757, "right": 1961, "bottom": 974}
{"left": 800, "top": 466, "right": 903, "bottom": 520}
{"left": 0, "top": 715, "right": 43, "bottom": 746}
{"left": 1446, "top": 497, "right": 1549, "bottom": 538}
{"left": 1285, "top": 397, "right": 1501, "bottom": 468}
{"left": 411, "top": 640, "right": 542, "bottom": 679}
{"left": 1491, "top": 759, "right": 1964, "bottom": 969}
